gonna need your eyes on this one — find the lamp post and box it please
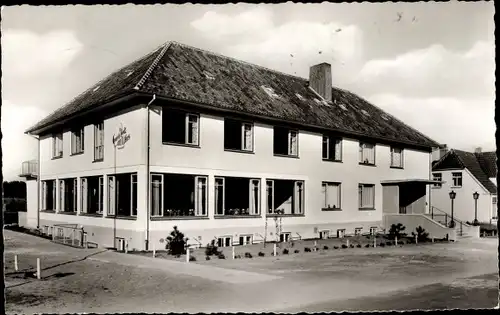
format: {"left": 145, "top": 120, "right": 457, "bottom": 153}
{"left": 449, "top": 190, "right": 456, "bottom": 228}
{"left": 473, "top": 191, "right": 479, "bottom": 225}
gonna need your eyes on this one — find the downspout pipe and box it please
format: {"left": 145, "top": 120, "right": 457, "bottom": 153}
{"left": 145, "top": 94, "right": 156, "bottom": 250}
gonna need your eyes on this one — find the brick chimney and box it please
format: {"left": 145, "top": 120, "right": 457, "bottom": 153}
{"left": 309, "top": 63, "right": 332, "bottom": 102}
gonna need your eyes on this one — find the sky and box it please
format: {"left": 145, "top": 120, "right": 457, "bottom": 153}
{"left": 1, "top": 2, "right": 496, "bottom": 181}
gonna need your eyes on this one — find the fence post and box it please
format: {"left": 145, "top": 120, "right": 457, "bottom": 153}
{"left": 186, "top": 247, "right": 190, "bottom": 263}
{"left": 232, "top": 246, "right": 235, "bottom": 260}
{"left": 125, "top": 240, "right": 128, "bottom": 254}
{"left": 395, "top": 237, "right": 398, "bottom": 247}
{"left": 373, "top": 237, "right": 376, "bottom": 248}
{"left": 415, "top": 235, "right": 418, "bottom": 245}
{"left": 346, "top": 239, "right": 349, "bottom": 247}
{"left": 152, "top": 243, "right": 156, "bottom": 258}
{"left": 273, "top": 243, "right": 277, "bottom": 256}
{"left": 36, "top": 258, "right": 41, "bottom": 280}
{"left": 14, "top": 255, "right": 18, "bottom": 271}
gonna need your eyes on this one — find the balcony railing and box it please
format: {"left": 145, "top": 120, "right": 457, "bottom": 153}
{"left": 20, "top": 160, "right": 38, "bottom": 177}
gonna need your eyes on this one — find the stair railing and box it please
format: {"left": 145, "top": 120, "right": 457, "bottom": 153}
{"left": 430, "top": 206, "right": 471, "bottom": 232}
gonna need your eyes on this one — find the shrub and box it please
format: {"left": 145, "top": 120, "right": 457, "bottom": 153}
{"left": 388, "top": 223, "right": 407, "bottom": 240}
{"left": 379, "top": 243, "right": 385, "bottom": 247}
{"left": 205, "top": 240, "right": 220, "bottom": 256}
{"left": 356, "top": 244, "right": 362, "bottom": 248}
{"left": 205, "top": 256, "right": 211, "bottom": 261}
{"left": 407, "top": 240, "right": 413, "bottom": 244}
{"left": 283, "top": 248, "right": 289, "bottom": 254}
{"left": 333, "top": 246, "right": 339, "bottom": 249}
{"left": 258, "top": 251, "right": 265, "bottom": 257}
{"left": 165, "top": 226, "right": 188, "bottom": 256}
{"left": 304, "top": 247, "right": 312, "bottom": 252}
{"left": 411, "top": 226, "right": 430, "bottom": 242}
{"left": 245, "top": 252, "right": 253, "bottom": 258}
{"left": 385, "top": 241, "right": 393, "bottom": 246}
{"left": 323, "top": 245, "right": 329, "bottom": 250}
{"left": 218, "top": 253, "right": 226, "bottom": 259}
{"left": 189, "top": 256, "right": 197, "bottom": 262}
{"left": 364, "top": 244, "right": 370, "bottom": 248}
{"left": 341, "top": 244, "right": 348, "bottom": 249}
{"left": 235, "top": 254, "right": 241, "bottom": 259}
{"left": 294, "top": 249, "right": 300, "bottom": 254}
{"left": 349, "top": 244, "right": 354, "bottom": 248}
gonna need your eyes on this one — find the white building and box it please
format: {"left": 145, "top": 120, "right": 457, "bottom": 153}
{"left": 19, "top": 41, "right": 446, "bottom": 251}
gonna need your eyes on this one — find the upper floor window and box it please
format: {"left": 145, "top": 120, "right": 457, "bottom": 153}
{"left": 224, "top": 119, "right": 254, "bottom": 152}
{"left": 358, "top": 184, "right": 375, "bottom": 210}
{"left": 452, "top": 172, "right": 462, "bottom": 187}
{"left": 321, "top": 182, "right": 341, "bottom": 210}
{"left": 52, "top": 133, "right": 63, "bottom": 158}
{"left": 70, "top": 127, "right": 85, "bottom": 155}
{"left": 94, "top": 122, "right": 104, "bottom": 161}
{"left": 390, "top": 147, "right": 404, "bottom": 168}
{"left": 359, "top": 142, "right": 375, "bottom": 165}
{"left": 162, "top": 108, "right": 199, "bottom": 146}
{"left": 274, "top": 126, "right": 298, "bottom": 157}
{"left": 432, "top": 173, "right": 442, "bottom": 188}
{"left": 322, "top": 135, "right": 342, "bottom": 162}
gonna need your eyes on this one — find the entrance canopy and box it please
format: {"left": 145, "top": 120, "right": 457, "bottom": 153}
{"left": 381, "top": 179, "right": 445, "bottom": 186}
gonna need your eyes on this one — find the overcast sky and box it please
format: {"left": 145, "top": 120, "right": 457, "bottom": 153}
{"left": 1, "top": 2, "right": 495, "bottom": 181}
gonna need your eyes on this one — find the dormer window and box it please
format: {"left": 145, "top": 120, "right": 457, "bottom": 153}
{"left": 261, "top": 86, "right": 280, "bottom": 99}
{"left": 295, "top": 93, "right": 305, "bottom": 101}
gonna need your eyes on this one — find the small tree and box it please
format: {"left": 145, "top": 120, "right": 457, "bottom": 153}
{"left": 411, "top": 226, "right": 430, "bottom": 242}
{"left": 388, "top": 223, "right": 407, "bottom": 240}
{"left": 165, "top": 226, "right": 188, "bottom": 256}
{"left": 205, "top": 240, "right": 220, "bottom": 256}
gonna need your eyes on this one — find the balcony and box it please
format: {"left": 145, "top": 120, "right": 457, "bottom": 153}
{"left": 19, "top": 160, "right": 38, "bottom": 178}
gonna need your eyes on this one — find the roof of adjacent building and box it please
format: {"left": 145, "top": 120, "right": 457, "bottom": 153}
{"left": 432, "top": 149, "right": 497, "bottom": 194}
{"left": 26, "top": 41, "right": 440, "bottom": 149}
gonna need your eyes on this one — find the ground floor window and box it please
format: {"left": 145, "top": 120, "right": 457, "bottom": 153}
{"left": 337, "top": 229, "right": 346, "bottom": 238}
{"left": 150, "top": 173, "right": 208, "bottom": 217}
{"left": 59, "top": 178, "right": 77, "bottom": 212}
{"left": 354, "top": 227, "right": 362, "bottom": 236}
{"left": 319, "top": 230, "right": 330, "bottom": 239}
{"left": 279, "top": 232, "right": 291, "bottom": 242}
{"left": 266, "top": 179, "right": 304, "bottom": 215}
{"left": 214, "top": 176, "right": 260, "bottom": 216}
{"left": 358, "top": 184, "right": 375, "bottom": 209}
{"left": 81, "top": 176, "right": 104, "bottom": 214}
{"left": 217, "top": 236, "right": 232, "bottom": 247}
{"left": 493, "top": 196, "right": 498, "bottom": 220}
{"left": 238, "top": 235, "right": 253, "bottom": 245}
{"left": 41, "top": 180, "right": 56, "bottom": 210}
{"left": 107, "top": 173, "right": 137, "bottom": 217}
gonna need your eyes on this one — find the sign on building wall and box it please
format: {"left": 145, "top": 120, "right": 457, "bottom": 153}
{"left": 112, "top": 123, "right": 131, "bottom": 149}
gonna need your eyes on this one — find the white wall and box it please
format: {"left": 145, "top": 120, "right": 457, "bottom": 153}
{"left": 431, "top": 169, "right": 493, "bottom": 223}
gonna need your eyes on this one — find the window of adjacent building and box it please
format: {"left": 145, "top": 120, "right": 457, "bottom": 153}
{"left": 337, "top": 229, "right": 346, "bottom": 238}
{"left": 322, "top": 135, "right": 342, "bottom": 161}
{"left": 354, "top": 227, "right": 363, "bottom": 236}
{"left": 321, "top": 182, "right": 341, "bottom": 210}
{"left": 41, "top": 180, "right": 56, "bottom": 211}
{"left": 266, "top": 179, "right": 304, "bottom": 215}
{"left": 107, "top": 173, "right": 138, "bottom": 217}
{"left": 390, "top": 147, "right": 404, "bottom": 168}
{"left": 432, "top": 173, "right": 442, "bottom": 188}
{"left": 452, "top": 172, "right": 462, "bottom": 187}
{"left": 150, "top": 173, "right": 208, "bottom": 217}
{"left": 319, "top": 230, "right": 330, "bottom": 239}
{"left": 94, "top": 122, "right": 104, "bottom": 161}
{"left": 359, "top": 142, "right": 375, "bottom": 165}
{"left": 81, "top": 176, "right": 104, "bottom": 214}
{"left": 279, "top": 232, "right": 291, "bottom": 242}
{"left": 358, "top": 184, "right": 375, "bottom": 209}
{"left": 370, "top": 227, "right": 377, "bottom": 236}
{"left": 217, "top": 236, "right": 232, "bottom": 247}
{"left": 273, "top": 126, "right": 298, "bottom": 157}
{"left": 52, "top": 133, "right": 63, "bottom": 158}
{"left": 71, "top": 127, "right": 84, "bottom": 155}
{"left": 214, "top": 177, "right": 260, "bottom": 216}
{"left": 224, "top": 119, "right": 254, "bottom": 152}
{"left": 239, "top": 235, "right": 253, "bottom": 246}
{"left": 162, "top": 108, "right": 199, "bottom": 146}
{"left": 493, "top": 196, "right": 498, "bottom": 220}
{"left": 59, "top": 178, "right": 77, "bottom": 212}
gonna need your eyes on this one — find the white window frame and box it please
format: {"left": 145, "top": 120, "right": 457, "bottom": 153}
{"left": 53, "top": 133, "right": 63, "bottom": 158}
{"left": 98, "top": 176, "right": 104, "bottom": 214}
{"left": 249, "top": 179, "right": 261, "bottom": 215}
{"left": 214, "top": 177, "right": 225, "bottom": 216}
{"left": 94, "top": 122, "right": 104, "bottom": 161}
{"left": 81, "top": 178, "right": 88, "bottom": 214}
{"left": 58, "top": 180, "right": 65, "bottom": 211}
{"left": 321, "top": 182, "right": 341, "bottom": 210}
{"left": 131, "top": 174, "right": 137, "bottom": 216}
{"left": 71, "top": 127, "right": 85, "bottom": 155}
{"left": 217, "top": 236, "right": 232, "bottom": 247}
{"left": 42, "top": 181, "right": 55, "bottom": 210}
{"left": 186, "top": 114, "right": 200, "bottom": 146}
{"left": 73, "top": 178, "right": 78, "bottom": 212}
{"left": 239, "top": 235, "right": 253, "bottom": 246}
{"left": 242, "top": 123, "right": 254, "bottom": 151}
{"left": 432, "top": 173, "right": 442, "bottom": 188}
{"left": 288, "top": 130, "right": 298, "bottom": 156}
{"left": 359, "top": 184, "right": 375, "bottom": 209}
{"left": 294, "top": 180, "right": 305, "bottom": 214}
{"left": 359, "top": 142, "right": 376, "bottom": 165}
{"left": 266, "top": 180, "right": 274, "bottom": 214}
{"left": 452, "top": 172, "right": 463, "bottom": 188}
{"left": 322, "top": 135, "right": 342, "bottom": 161}
{"left": 107, "top": 176, "right": 116, "bottom": 216}
{"left": 194, "top": 176, "right": 208, "bottom": 216}
{"left": 151, "top": 174, "right": 164, "bottom": 217}
{"left": 390, "top": 147, "right": 404, "bottom": 168}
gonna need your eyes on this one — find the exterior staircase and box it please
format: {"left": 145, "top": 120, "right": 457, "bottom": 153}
{"left": 426, "top": 206, "right": 474, "bottom": 239}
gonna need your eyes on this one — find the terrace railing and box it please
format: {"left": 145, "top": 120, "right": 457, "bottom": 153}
{"left": 20, "top": 160, "right": 37, "bottom": 177}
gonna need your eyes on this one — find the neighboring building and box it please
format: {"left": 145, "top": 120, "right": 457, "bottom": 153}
{"left": 20, "top": 41, "right": 442, "bottom": 251}
{"left": 432, "top": 148, "right": 497, "bottom": 224}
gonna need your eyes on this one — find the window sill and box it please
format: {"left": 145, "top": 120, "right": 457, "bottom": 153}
{"left": 150, "top": 216, "right": 209, "bottom": 221}
{"left": 322, "top": 159, "right": 342, "bottom": 163}
{"left": 59, "top": 212, "right": 77, "bottom": 215}
{"left": 214, "top": 215, "right": 261, "bottom": 219}
{"left": 267, "top": 213, "right": 305, "bottom": 217}
{"left": 40, "top": 210, "right": 55, "bottom": 213}
{"left": 105, "top": 215, "right": 137, "bottom": 220}
{"left": 162, "top": 142, "right": 200, "bottom": 149}
{"left": 273, "top": 154, "right": 299, "bottom": 159}
{"left": 70, "top": 151, "right": 84, "bottom": 156}
{"left": 359, "top": 208, "right": 376, "bottom": 211}
{"left": 92, "top": 159, "right": 104, "bottom": 163}
{"left": 224, "top": 148, "right": 255, "bottom": 155}
{"left": 359, "top": 162, "right": 376, "bottom": 167}
{"left": 431, "top": 186, "right": 442, "bottom": 189}
{"left": 450, "top": 186, "right": 462, "bottom": 189}
{"left": 79, "top": 213, "right": 103, "bottom": 217}
{"left": 390, "top": 166, "right": 404, "bottom": 169}
{"left": 51, "top": 156, "right": 63, "bottom": 160}
{"left": 322, "top": 208, "right": 342, "bottom": 211}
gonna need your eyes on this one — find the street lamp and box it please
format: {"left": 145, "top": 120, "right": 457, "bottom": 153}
{"left": 449, "top": 190, "right": 456, "bottom": 228}
{"left": 473, "top": 191, "right": 480, "bottom": 225}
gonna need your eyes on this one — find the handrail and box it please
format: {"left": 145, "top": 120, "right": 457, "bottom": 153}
{"left": 430, "top": 206, "right": 470, "bottom": 227}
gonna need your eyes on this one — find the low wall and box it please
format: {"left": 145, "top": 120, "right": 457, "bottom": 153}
{"left": 383, "top": 214, "right": 457, "bottom": 240}
{"left": 460, "top": 224, "right": 480, "bottom": 238}
{"left": 18, "top": 211, "right": 27, "bottom": 227}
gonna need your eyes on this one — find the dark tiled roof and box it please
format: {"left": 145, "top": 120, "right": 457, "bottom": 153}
{"left": 26, "top": 41, "right": 440, "bottom": 149}
{"left": 475, "top": 151, "right": 497, "bottom": 178}
{"left": 433, "top": 149, "right": 497, "bottom": 194}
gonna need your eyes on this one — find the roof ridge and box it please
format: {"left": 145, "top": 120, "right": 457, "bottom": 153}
{"left": 134, "top": 42, "right": 172, "bottom": 90}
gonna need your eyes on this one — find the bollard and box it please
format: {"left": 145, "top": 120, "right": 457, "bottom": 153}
{"left": 346, "top": 239, "right": 349, "bottom": 247}
{"left": 125, "top": 240, "right": 128, "bottom": 254}
{"left": 415, "top": 235, "right": 418, "bottom": 245}
{"left": 314, "top": 240, "right": 317, "bottom": 247}
{"left": 152, "top": 244, "right": 156, "bottom": 258}
{"left": 373, "top": 237, "right": 376, "bottom": 248}
{"left": 36, "top": 258, "right": 41, "bottom": 280}
{"left": 186, "top": 247, "right": 190, "bottom": 263}
{"left": 432, "top": 237, "right": 434, "bottom": 243}
{"left": 14, "top": 255, "right": 18, "bottom": 272}
{"left": 232, "top": 246, "right": 235, "bottom": 260}
{"left": 273, "top": 243, "right": 277, "bottom": 256}
{"left": 395, "top": 237, "right": 398, "bottom": 247}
